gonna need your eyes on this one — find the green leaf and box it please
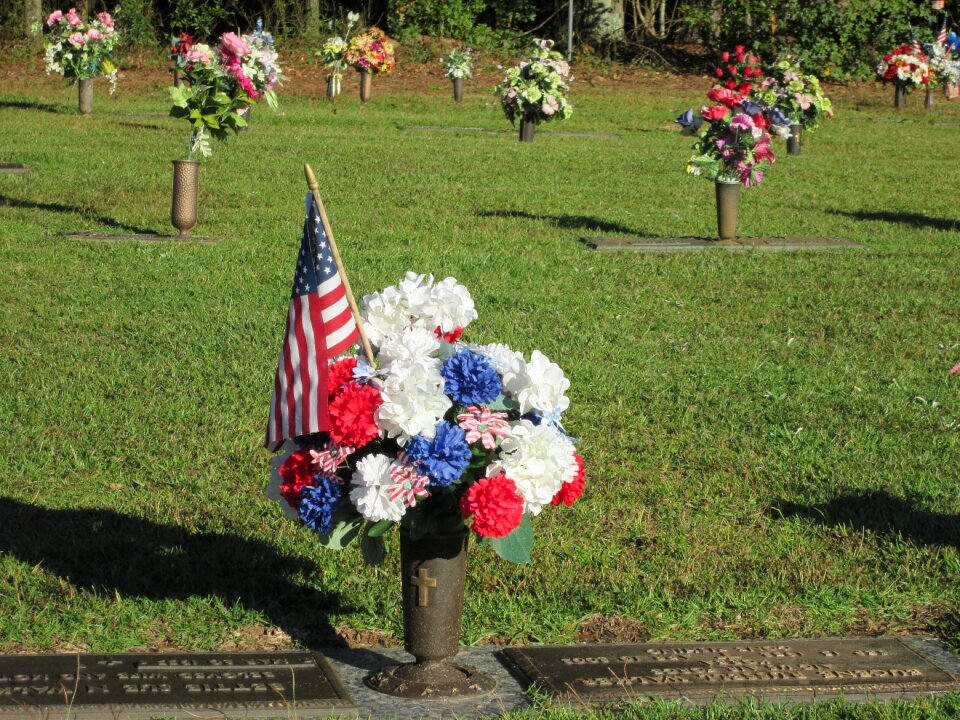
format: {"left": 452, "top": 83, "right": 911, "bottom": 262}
{"left": 487, "top": 394, "right": 520, "bottom": 412}
{"left": 360, "top": 533, "right": 385, "bottom": 566}
{"left": 316, "top": 512, "right": 363, "bottom": 550}
{"left": 487, "top": 515, "right": 533, "bottom": 564}
{"left": 366, "top": 519, "right": 393, "bottom": 538}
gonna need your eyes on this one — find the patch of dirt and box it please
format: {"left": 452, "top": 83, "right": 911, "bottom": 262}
{"left": 575, "top": 614, "right": 649, "bottom": 643}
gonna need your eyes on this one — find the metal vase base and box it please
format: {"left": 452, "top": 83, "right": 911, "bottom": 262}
{"left": 453, "top": 77, "right": 464, "bottom": 102}
{"left": 895, "top": 85, "right": 905, "bottom": 109}
{"left": 171, "top": 160, "right": 199, "bottom": 238}
{"left": 715, "top": 181, "right": 741, "bottom": 241}
{"left": 326, "top": 76, "right": 339, "bottom": 99}
{"left": 78, "top": 79, "right": 93, "bottom": 114}
{"left": 365, "top": 530, "right": 496, "bottom": 698}
{"left": 519, "top": 114, "right": 537, "bottom": 142}
{"left": 360, "top": 72, "right": 372, "bottom": 102}
{"left": 925, "top": 87, "right": 935, "bottom": 108}
{"left": 787, "top": 124, "right": 801, "bottom": 155}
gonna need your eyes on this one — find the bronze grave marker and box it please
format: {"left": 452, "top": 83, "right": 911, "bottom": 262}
{"left": 0, "top": 651, "right": 356, "bottom": 719}
{"left": 500, "top": 638, "right": 960, "bottom": 705}
{"left": 580, "top": 236, "right": 863, "bottom": 252}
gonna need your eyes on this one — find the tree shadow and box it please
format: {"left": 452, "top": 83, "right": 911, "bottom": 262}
{"left": 476, "top": 209, "right": 641, "bottom": 235}
{"left": 0, "top": 195, "right": 158, "bottom": 235}
{"left": 829, "top": 209, "right": 960, "bottom": 232}
{"left": 0, "top": 497, "right": 353, "bottom": 648}
{"left": 769, "top": 490, "right": 960, "bottom": 549}
{"left": 0, "top": 99, "right": 67, "bottom": 114}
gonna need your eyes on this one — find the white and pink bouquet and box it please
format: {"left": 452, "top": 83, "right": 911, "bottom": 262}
{"left": 496, "top": 38, "right": 573, "bottom": 125}
{"left": 39, "top": 8, "right": 119, "bottom": 92}
{"left": 240, "top": 19, "right": 284, "bottom": 108}
{"left": 266, "top": 272, "right": 585, "bottom": 564}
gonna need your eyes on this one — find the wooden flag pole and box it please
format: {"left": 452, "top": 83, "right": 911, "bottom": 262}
{"left": 304, "top": 163, "right": 376, "bottom": 366}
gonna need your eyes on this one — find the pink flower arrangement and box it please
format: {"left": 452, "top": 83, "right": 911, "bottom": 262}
{"left": 343, "top": 27, "right": 396, "bottom": 74}
{"left": 39, "top": 8, "right": 119, "bottom": 90}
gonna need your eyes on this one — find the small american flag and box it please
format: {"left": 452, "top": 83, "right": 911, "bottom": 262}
{"left": 912, "top": 36, "right": 924, "bottom": 54}
{"left": 265, "top": 193, "right": 359, "bottom": 451}
{"left": 938, "top": 20, "right": 948, "bottom": 46}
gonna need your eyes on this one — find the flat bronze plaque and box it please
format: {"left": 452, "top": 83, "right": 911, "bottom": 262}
{"left": 500, "top": 638, "right": 960, "bottom": 705}
{"left": 0, "top": 651, "right": 356, "bottom": 719}
{"left": 62, "top": 232, "right": 218, "bottom": 244}
{"left": 0, "top": 164, "right": 29, "bottom": 174}
{"left": 581, "top": 236, "right": 862, "bottom": 252}
{"left": 396, "top": 125, "right": 621, "bottom": 138}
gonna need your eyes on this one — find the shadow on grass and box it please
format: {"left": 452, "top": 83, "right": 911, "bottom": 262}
{"left": 0, "top": 99, "right": 66, "bottom": 114}
{"left": 477, "top": 209, "right": 640, "bottom": 235}
{"left": 0, "top": 497, "right": 352, "bottom": 648}
{"left": 0, "top": 195, "right": 157, "bottom": 235}
{"left": 770, "top": 490, "right": 960, "bottom": 549}
{"left": 830, "top": 209, "right": 960, "bottom": 232}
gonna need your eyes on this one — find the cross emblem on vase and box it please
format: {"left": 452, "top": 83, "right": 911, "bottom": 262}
{"left": 410, "top": 568, "right": 438, "bottom": 607}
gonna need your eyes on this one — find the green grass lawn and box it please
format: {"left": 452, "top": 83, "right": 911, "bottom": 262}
{"left": 0, "top": 62, "right": 959, "bottom": 717}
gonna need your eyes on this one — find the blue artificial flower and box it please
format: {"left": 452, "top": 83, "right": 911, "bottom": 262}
{"left": 299, "top": 476, "right": 341, "bottom": 535}
{"left": 441, "top": 350, "right": 502, "bottom": 405}
{"left": 406, "top": 422, "right": 472, "bottom": 487}
{"left": 739, "top": 99, "right": 762, "bottom": 116}
{"left": 674, "top": 108, "right": 702, "bottom": 135}
{"left": 768, "top": 106, "right": 791, "bottom": 127}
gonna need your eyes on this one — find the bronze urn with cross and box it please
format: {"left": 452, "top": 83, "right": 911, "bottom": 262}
{"left": 365, "top": 530, "right": 497, "bottom": 697}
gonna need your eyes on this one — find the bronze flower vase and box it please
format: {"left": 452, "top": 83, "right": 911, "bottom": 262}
{"left": 453, "top": 77, "right": 464, "bottom": 102}
{"left": 895, "top": 84, "right": 906, "bottom": 110}
{"left": 925, "top": 86, "right": 935, "bottom": 109}
{"left": 326, "top": 75, "right": 339, "bottom": 99}
{"left": 519, "top": 112, "right": 537, "bottom": 142}
{"left": 360, "top": 72, "right": 372, "bottom": 102}
{"left": 78, "top": 78, "right": 93, "bottom": 114}
{"left": 171, "top": 160, "right": 199, "bottom": 238}
{"left": 172, "top": 68, "right": 181, "bottom": 88}
{"left": 366, "top": 530, "right": 496, "bottom": 698}
{"left": 787, "top": 124, "right": 802, "bottom": 156}
{"left": 715, "top": 180, "right": 741, "bottom": 242}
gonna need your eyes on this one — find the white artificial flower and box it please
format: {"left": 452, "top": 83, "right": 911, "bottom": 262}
{"left": 377, "top": 326, "right": 441, "bottom": 369}
{"left": 375, "top": 361, "right": 451, "bottom": 441}
{"left": 471, "top": 342, "right": 523, "bottom": 375}
{"left": 501, "top": 350, "right": 570, "bottom": 417}
{"left": 350, "top": 453, "right": 408, "bottom": 522}
{"left": 419, "top": 277, "right": 478, "bottom": 333}
{"left": 489, "top": 420, "right": 576, "bottom": 515}
{"left": 360, "top": 285, "right": 414, "bottom": 347}
{"left": 396, "top": 271, "right": 435, "bottom": 317}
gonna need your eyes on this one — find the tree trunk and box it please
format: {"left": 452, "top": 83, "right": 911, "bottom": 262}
{"left": 595, "top": 0, "right": 625, "bottom": 43}
{"left": 25, "top": 0, "right": 41, "bottom": 35}
{"left": 306, "top": 0, "right": 320, "bottom": 38}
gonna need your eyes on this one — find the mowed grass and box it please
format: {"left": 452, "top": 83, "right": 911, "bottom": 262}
{"left": 0, "top": 59, "right": 958, "bottom": 691}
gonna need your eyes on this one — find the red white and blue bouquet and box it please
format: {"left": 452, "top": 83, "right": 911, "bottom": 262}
{"left": 877, "top": 44, "right": 931, "bottom": 90}
{"left": 267, "top": 273, "right": 585, "bottom": 564}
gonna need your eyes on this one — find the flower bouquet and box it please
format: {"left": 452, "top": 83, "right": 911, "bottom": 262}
{"left": 678, "top": 84, "right": 788, "bottom": 239}
{"left": 713, "top": 45, "right": 764, "bottom": 97}
{"left": 317, "top": 12, "right": 360, "bottom": 98}
{"left": 240, "top": 19, "right": 284, "bottom": 109}
{"left": 169, "top": 32, "right": 194, "bottom": 86}
{"left": 38, "top": 8, "right": 119, "bottom": 113}
{"left": 925, "top": 40, "right": 960, "bottom": 100}
{"left": 758, "top": 58, "right": 832, "bottom": 154}
{"left": 496, "top": 38, "right": 573, "bottom": 141}
{"left": 344, "top": 27, "right": 396, "bottom": 101}
{"left": 267, "top": 272, "right": 585, "bottom": 564}
{"left": 877, "top": 44, "right": 931, "bottom": 107}
{"left": 441, "top": 47, "right": 473, "bottom": 102}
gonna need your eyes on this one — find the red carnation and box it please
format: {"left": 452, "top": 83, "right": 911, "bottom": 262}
{"left": 721, "top": 51, "right": 730, "bottom": 62}
{"left": 460, "top": 474, "right": 524, "bottom": 538}
{"left": 329, "top": 383, "right": 381, "bottom": 448}
{"left": 752, "top": 112, "right": 769, "bottom": 129}
{"left": 328, "top": 357, "right": 358, "bottom": 398}
{"left": 278, "top": 450, "right": 317, "bottom": 507}
{"left": 727, "top": 64, "right": 737, "bottom": 75}
{"left": 715, "top": 67, "right": 724, "bottom": 77}
{"left": 701, "top": 104, "right": 730, "bottom": 121}
{"left": 707, "top": 87, "right": 742, "bottom": 107}
{"left": 434, "top": 326, "right": 464, "bottom": 343}
{"left": 552, "top": 453, "right": 585, "bottom": 507}
{"left": 735, "top": 44, "right": 746, "bottom": 56}
{"left": 738, "top": 82, "right": 754, "bottom": 95}
{"left": 748, "top": 55, "right": 758, "bottom": 64}
{"left": 724, "top": 80, "right": 738, "bottom": 90}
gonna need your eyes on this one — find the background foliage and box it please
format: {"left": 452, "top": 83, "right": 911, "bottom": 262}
{"left": 5, "top": 0, "right": 956, "bottom": 79}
